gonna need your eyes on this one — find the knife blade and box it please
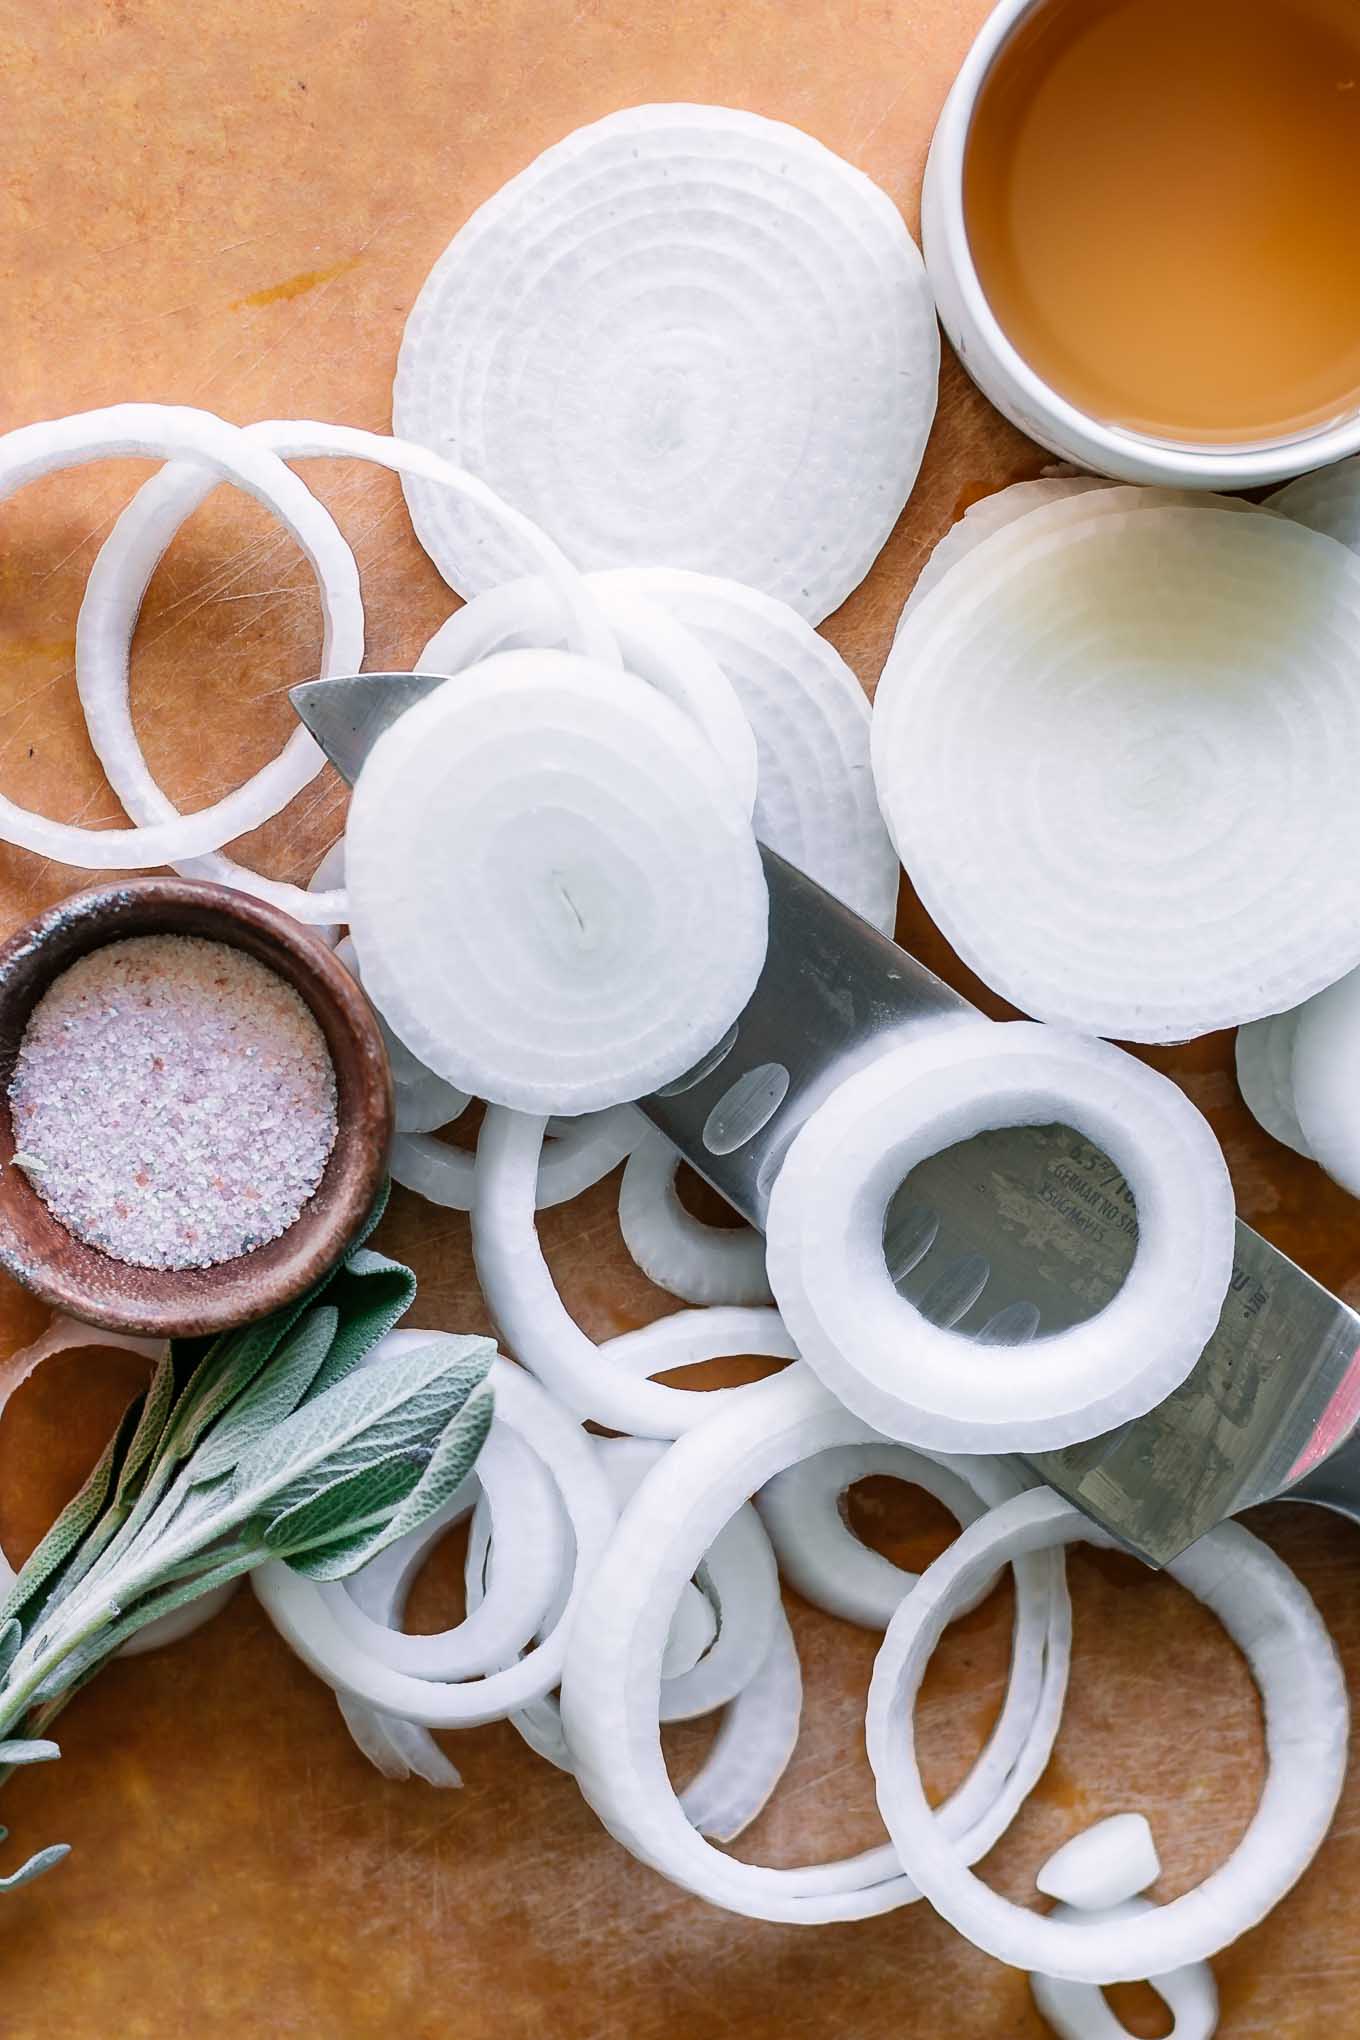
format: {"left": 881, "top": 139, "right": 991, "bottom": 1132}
{"left": 292, "top": 671, "right": 1360, "bottom": 1566}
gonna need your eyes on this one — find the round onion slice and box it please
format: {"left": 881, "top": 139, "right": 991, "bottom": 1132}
{"left": 867, "top": 1485, "right": 1347, "bottom": 1981}
{"left": 1269, "top": 455, "right": 1360, "bottom": 552}
{"left": 333, "top": 938, "right": 471, "bottom": 1136}
{"left": 0, "top": 1317, "right": 236, "bottom": 1654}
{"left": 756, "top": 1443, "right": 988, "bottom": 1630}
{"left": 346, "top": 649, "right": 768, "bottom": 1115}
{"left": 764, "top": 1022, "right": 1235, "bottom": 1453}
{"left": 76, "top": 418, "right": 615, "bottom": 919}
{"left": 1289, "top": 967, "right": 1360, "bottom": 1197}
{"left": 1234, "top": 1011, "right": 1311, "bottom": 1159}
{"left": 394, "top": 103, "right": 938, "bottom": 624}
{"left": 595, "top": 569, "right": 899, "bottom": 932}
{"left": 418, "top": 576, "right": 759, "bottom": 818}
{"left": 253, "top": 1359, "right": 616, "bottom": 1728}
{"left": 874, "top": 503, "right": 1360, "bottom": 1040}
{"left": 1036, "top": 1814, "right": 1161, "bottom": 1910}
{"left": 0, "top": 405, "right": 365, "bottom": 875}
{"left": 900, "top": 476, "right": 1114, "bottom": 627}
{"left": 392, "top": 1105, "right": 641, "bottom": 1216}
{"left": 618, "top": 1132, "right": 771, "bottom": 1307}
{"left": 558, "top": 1366, "right": 1071, "bottom": 1923}
{"left": 473, "top": 1106, "right": 799, "bottom": 1436}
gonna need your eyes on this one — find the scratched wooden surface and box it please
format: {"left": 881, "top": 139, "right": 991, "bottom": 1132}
{"left": 0, "top": 3, "right": 1356, "bottom": 2035}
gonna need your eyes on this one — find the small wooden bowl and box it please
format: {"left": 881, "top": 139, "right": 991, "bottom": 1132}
{"left": 0, "top": 878, "right": 393, "bottom": 1337}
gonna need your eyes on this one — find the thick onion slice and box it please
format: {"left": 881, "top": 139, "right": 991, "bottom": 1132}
{"left": 618, "top": 1132, "right": 771, "bottom": 1307}
{"left": 1289, "top": 967, "right": 1360, "bottom": 1198}
{"left": 0, "top": 1317, "right": 236, "bottom": 1654}
{"left": 874, "top": 501, "right": 1360, "bottom": 1040}
{"left": 0, "top": 405, "right": 364, "bottom": 875}
{"left": 1234, "top": 1011, "right": 1311, "bottom": 1159}
{"left": 558, "top": 1366, "right": 1071, "bottom": 1923}
{"left": 418, "top": 576, "right": 759, "bottom": 818}
{"left": 253, "top": 1359, "right": 616, "bottom": 1727}
{"left": 867, "top": 1486, "right": 1347, "bottom": 1981}
{"left": 1030, "top": 1899, "right": 1220, "bottom": 2040}
{"left": 75, "top": 417, "right": 615, "bottom": 919}
{"left": 765, "top": 1022, "right": 1234, "bottom": 1452}
{"left": 346, "top": 649, "right": 768, "bottom": 1115}
{"left": 473, "top": 1106, "right": 799, "bottom": 1436}
{"left": 756, "top": 1443, "right": 988, "bottom": 1629}
{"left": 393, "top": 103, "right": 938, "bottom": 624}
{"left": 900, "top": 476, "right": 1113, "bottom": 627}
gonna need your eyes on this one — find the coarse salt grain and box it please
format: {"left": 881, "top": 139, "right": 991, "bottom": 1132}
{"left": 8, "top": 933, "right": 338, "bottom": 1271}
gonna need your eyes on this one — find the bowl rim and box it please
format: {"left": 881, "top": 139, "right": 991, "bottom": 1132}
{"left": 0, "top": 877, "right": 393, "bottom": 1337}
{"left": 926, "top": 0, "right": 1360, "bottom": 488}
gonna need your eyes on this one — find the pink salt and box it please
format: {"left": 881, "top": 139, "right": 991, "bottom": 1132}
{"left": 8, "top": 934, "right": 338, "bottom": 1271}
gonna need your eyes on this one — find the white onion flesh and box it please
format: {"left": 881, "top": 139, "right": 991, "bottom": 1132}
{"left": 1269, "top": 454, "right": 1360, "bottom": 553}
{"left": 346, "top": 649, "right": 768, "bottom": 1115}
{"left": 1031, "top": 1899, "right": 1220, "bottom": 2040}
{"left": 394, "top": 103, "right": 938, "bottom": 624}
{"left": 473, "top": 1105, "right": 798, "bottom": 1435}
{"left": 874, "top": 497, "right": 1360, "bottom": 1040}
{"left": 765, "top": 1022, "right": 1235, "bottom": 1452}
{"left": 618, "top": 1132, "right": 771, "bottom": 1307}
{"left": 321, "top": 1425, "right": 564, "bottom": 1680}
{"left": 306, "top": 838, "right": 348, "bottom": 947}
{"left": 75, "top": 417, "right": 615, "bottom": 919}
{"left": 594, "top": 569, "right": 899, "bottom": 932}
{"left": 391, "top": 1105, "right": 640, "bottom": 1216}
{"left": 755, "top": 1443, "right": 988, "bottom": 1630}
{"left": 0, "top": 406, "right": 364, "bottom": 877}
{"left": 1288, "top": 966, "right": 1360, "bottom": 1197}
{"left": 867, "top": 1486, "right": 1347, "bottom": 1981}
{"left": 333, "top": 938, "right": 471, "bottom": 1136}
{"left": 0, "top": 1317, "right": 236, "bottom": 1654}
{"left": 253, "top": 1358, "right": 616, "bottom": 1727}
{"left": 899, "top": 476, "right": 1114, "bottom": 628}
{"left": 1036, "top": 1814, "right": 1161, "bottom": 1910}
{"left": 418, "top": 575, "right": 759, "bottom": 818}
{"left": 558, "top": 1366, "right": 1071, "bottom": 1923}
{"left": 1234, "top": 1011, "right": 1311, "bottom": 1159}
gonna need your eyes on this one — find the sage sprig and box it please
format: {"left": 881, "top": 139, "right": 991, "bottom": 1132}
{"left": 0, "top": 1191, "right": 494, "bottom": 1892}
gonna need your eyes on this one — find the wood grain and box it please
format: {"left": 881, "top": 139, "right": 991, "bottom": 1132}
{"left": 0, "top": 2, "right": 1357, "bottom": 2034}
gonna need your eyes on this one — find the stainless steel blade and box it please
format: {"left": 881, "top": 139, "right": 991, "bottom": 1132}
{"left": 293, "top": 671, "right": 1360, "bottom": 1566}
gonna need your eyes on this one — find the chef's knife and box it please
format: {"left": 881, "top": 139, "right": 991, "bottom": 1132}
{"left": 291, "top": 671, "right": 1360, "bottom": 1568}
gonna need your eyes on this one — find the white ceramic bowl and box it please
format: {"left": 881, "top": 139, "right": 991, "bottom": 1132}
{"left": 923, "top": 0, "right": 1360, "bottom": 488}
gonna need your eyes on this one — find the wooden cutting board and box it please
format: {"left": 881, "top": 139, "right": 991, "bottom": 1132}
{"left": 0, "top": 4, "right": 1357, "bottom": 2034}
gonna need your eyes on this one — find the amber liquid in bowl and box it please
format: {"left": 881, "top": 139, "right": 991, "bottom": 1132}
{"left": 964, "top": 0, "right": 1360, "bottom": 447}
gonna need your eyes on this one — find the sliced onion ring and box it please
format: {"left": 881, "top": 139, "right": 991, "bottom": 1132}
{"left": 347, "top": 649, "right": 767, "bottom": 1115}
{"left": 766, "top": 1022, "right": 1234, "bottom": 1452}
{"left": 559, "top": 1367, "right": 1071, "bottom": 1923}
{"left": 76, "top": 417, "right": 615, "bottom": 919}
{"left": 1030, "top": 1898, "right": 1220, "bottom": 2040}
{"left": 1036, "top": 1813, "right": 1160, "bottom": 1910}
{"left": 473, "top": 1106, "right": 798, "bottom": 1436}
{"left": 1288, "top": 967, "right": 1360, "bottom": 1198}
{"left": 418, "top": 575, "right": 758, "bottom": 817}
{"left": 394, "top": 103, "right": 938, "bottom": 624}
{"left": 0, "top": 405, "right": 363, "bottom": 875}
{"left": 756, "top": 1443, "right": 988, "bottom": 1629}
{"left": 1234, "top": 1010, "right": 1311, "bottom": 1159}
{"left": 253, "top": 1359, "right": 615, "bottom": 1727}
{"left": 392, "top": 1104, "right": 641, "bottom": 1216}
{"left": 333, "top": 937, "right": 470, "bottom": 1137}
{"left": 866, "top": 1485, "right": 1347, "bottom": 1981}
{"left": 619, "top": 1132, "right": 771, "bottom": 1307}
{"left": 874, "top": 501, "right": 1360, "bottom": 1041}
